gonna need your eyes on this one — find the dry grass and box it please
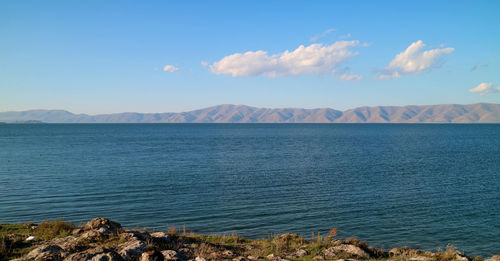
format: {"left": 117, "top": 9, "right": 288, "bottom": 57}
{"left": 193, "top": 242, "right": 216, "bottom": 258}
{"left": 167, "top": 226, "right": 178, "bottom": 237}
{"left": 327, "top": 228, "right": 338, "bottom": 240}
{"left": 195, "top": 234, "right": 245, "bottom": 246}
{"left": 434, "top": 245, "right": 464, "bottom": 261}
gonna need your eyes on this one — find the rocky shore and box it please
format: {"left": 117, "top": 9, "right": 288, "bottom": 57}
{"left": 1, "top": 218, "right": 499, "bottom": 261}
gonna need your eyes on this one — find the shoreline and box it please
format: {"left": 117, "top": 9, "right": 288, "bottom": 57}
{"left": 1, "top": 218, "right": 498, "bottom": 261}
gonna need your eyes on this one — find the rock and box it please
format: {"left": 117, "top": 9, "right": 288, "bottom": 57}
{"left": 83, "top": 218, "right": 122, "bottom": 239}
{"left": 295, "top": 249, "right": 308, "bottom": 257}
{"left": 50, "top": 236, "right": 79, "bottom": 251}
{"left": 84, "top": 218, "right": 122, "bottom": 231}
{"left": 454, "top": 253, "right": 469, "bottom": 261}
{"left": 195, "top": 257, "right": 206, "bottom": 261}
{"left": 204, "top": 252, "right": 218, "bottom": 260}
{"left": 150, "top": 232, "right": 171, "bottom": 241}
{"left": 24, "top": 244, "right": 66, "bottom": 261}
{"left": 118, "top": 239, "right": 147, "bottom": 261}
{"left": 81, "top": 230, "right": 107, "bottom": 241}
{"left": 243, "top": 245, "right": 255, "bottom": 251}
{"left": 312, "top": 256, "right": 324, "bottom": 260}
{"left": 91, "top": 252, "right": 124, "bottom": 261}
{"left": 487, "top": 255, "right": 500, "bottom": 261}
{"left": 80, "top": 218, "right": 123, "bottom": 241}
{"left": 389, "top": 247, "right": 422, "bottom": 257}
{"left": 177, "top": 248, "right": 192, "bottom": 257}
{"left": 141, "top": 250, "right": 165, "bottom": 261}
{"left": 26, "top": 236, "right": 36, "bottom": 241}
{"left": 266, "top": 254, "right": 289, "bottom": 261}
{"left": 233, "top": 256, "right": 248, "bottom": 261}
{"left": 72, "top": 228, "right": 84, "bottom": 235}
{"left": 286, "top": 249, "right": 308, "bottom": 259}
{"left": 388, "top": 248, "right": 405, "bottom": 256}
{"left": 120, "top": 230, "right": 150, "bottom": 241}
{"left": 64, "top": 247, "right": 123, "bottom": 261}
{"left": 247, "top": 256, "right": 259, "bottom": 260}
{"left": 161, "top": 250, "right": 178, "bottom": 259}
{"left": 222, "top": 250, "right": 235, "bottom": 257}
{"left": 323, "top": 244, "right": 370, "bottom": 259}
{"left": 408, "top": 257, "right": 432, "bottom": 261}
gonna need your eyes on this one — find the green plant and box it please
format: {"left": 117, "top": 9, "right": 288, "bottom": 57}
{"left": 270, "top": 233, "right": 306, "bottom": 255}
{"left": 34, "top": 219, "right": 75, "bottom": 240}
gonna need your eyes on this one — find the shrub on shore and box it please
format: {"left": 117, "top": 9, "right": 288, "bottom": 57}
{"left": 34, "top": 219, "right": 75, "bottom": 240}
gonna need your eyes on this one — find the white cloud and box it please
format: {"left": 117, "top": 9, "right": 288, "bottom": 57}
{"left": 379, "top": 40, "right": 454, "bottom": 79}
{"left": 209, "top": 41, "right": 363, "bottom": 77}
{"left": 310, "top": 28, "right": 336, "bottom": 42}
{"left": 339, "top": 33, "right": 351, "bottom": 39}
{"left": 339, "top": 73, "right": 362, "bottom": 81}
{"left": 163, "top": 65, "right": 180, "bottom": 72}
{"left": 469, "top": 82, "right": 500, "bottom": 96}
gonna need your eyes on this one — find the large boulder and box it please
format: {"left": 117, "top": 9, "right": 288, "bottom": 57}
{"left": 24, "top": 244, "right": 67, "bottom": 261}
{"left": 91, "top": 252, "right": 125, "bottom": 261}
{"left": 161, "top": 250, "right": 178, "bottom": 260}
{"left": 487, "top": 255, "right": 500, "bottom": 261}
{"left": 120, "top": 230, "right": 150, "bottom": 241}
{"left": 50, "top": 236, "right": 80, "bottom": 252}
{"left": 118, "top": 239, "right": 147, "bottom": 261}
{"left": 84, "top": 218, "right": 122, "bottom": 232}
{"left": 323, "top": 244, "right": 370, "bottom": 259}
{"left": 286, "top": 249, "right": 308, "bottom": 259}
{"left": 265, "top": 254, "right": 289, "bottom": 261}
{"left": 408, "top": 257, "right": 433, "bottom": 261}
{"left": 81, "top": 218, "right": 122, "bottom": 240}
{"left": 454, "top": 253, "right": 469, "bottom": 261}
{"left": 150, "top": 232, "right": 170, "bottom": 241}
{"left": 64, "top": 247, "right": 123, "bottom": 261}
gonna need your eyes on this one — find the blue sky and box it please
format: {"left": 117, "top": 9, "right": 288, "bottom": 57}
{"left": 1, "top": 0, "right": 499, "bottom": 114}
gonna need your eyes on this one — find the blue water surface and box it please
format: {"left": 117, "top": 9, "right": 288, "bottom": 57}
{"left": 1, "top": 124, "right": 499, "bottom": 256}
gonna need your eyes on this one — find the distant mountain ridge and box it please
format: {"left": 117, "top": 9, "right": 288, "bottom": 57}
{"left": 1, "top": 103, "right": 500, "bottom": 123}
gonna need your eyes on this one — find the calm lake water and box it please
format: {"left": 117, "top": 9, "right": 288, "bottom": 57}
{"left": 1, "top": 124, "right": 499, "bottom": 256}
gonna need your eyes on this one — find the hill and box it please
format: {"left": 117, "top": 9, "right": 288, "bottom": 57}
{"left": 1, "top": 103, "right": 499, "bottom": 123}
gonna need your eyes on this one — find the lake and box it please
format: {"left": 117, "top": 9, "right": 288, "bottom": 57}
{"left": 1, "top": 124, "right": 499, "bottom": 256}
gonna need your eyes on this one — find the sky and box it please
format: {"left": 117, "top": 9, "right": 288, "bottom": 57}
{"left": 1, "top": 0, "right": 500, "bottom": 114}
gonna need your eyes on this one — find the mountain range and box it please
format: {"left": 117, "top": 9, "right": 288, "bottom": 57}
{"left": 1, "top": 103, "right": 500, "bottom": 123}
